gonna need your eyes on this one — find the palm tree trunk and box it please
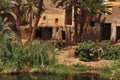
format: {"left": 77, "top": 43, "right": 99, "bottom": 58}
{"left": 28, "top": 0, "right": 43, "bottom": 46}
{"left": 29, "top": 11, "right": 32, "bottom": 36}
{"left": 81, "top": 14, "right": 90, "bottom": 42}
{"left": 29, "top": 11, "right": 32, "bottom": 29}
{"left": 74, "top": 0, "right": 78, "bottom": 43}
{"left": 15, "top": 0, "right": 21, "bottom": 42}
{"left": 28, "top": 11, "right": 33, "bottom": 41}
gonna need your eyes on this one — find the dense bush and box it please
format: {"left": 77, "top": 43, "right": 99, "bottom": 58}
{"left": 76, "top": 41, "right": 120, "bottom": 61}
{"left": 100, "top": 43, "right": 120, "bottom": 60}
{"left": 0, "top": 38, "right": 24, "bottom": 69}
{"left": 76, "top": 40, "right": 98, "bottom": 61}
{"left": 28, "top": 40, "right": 56, "bottom": 67}
{"left": 0, "top": 39, "right": 56, "bottom": 70}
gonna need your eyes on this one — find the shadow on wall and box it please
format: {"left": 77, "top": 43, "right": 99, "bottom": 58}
{"left": 35, "top": 27, "right": 52, "bottom": 40}
{"left": 100, "top": 23, "right": 111, "bottom": 41}
{"left": 84, "top": 24, "right": 101, "bottom": 42}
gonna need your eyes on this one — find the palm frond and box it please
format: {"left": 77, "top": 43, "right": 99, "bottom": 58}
{"left": 0, "top": 17, "right": 16, "bottom": 40}
{"left": 78, "top": 0, "right": 108, "bottom": 14}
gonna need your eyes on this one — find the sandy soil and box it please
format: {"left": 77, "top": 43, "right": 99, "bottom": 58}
{"left": 57, "top": 46, "right": 114, "bottom": 69}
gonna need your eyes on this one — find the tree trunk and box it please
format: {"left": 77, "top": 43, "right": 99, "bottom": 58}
{"left": 81, "top": 14, "right": 90, "bottom": 42}
{"left": 27, "top": 11, "right": 33, "bottom": 42}
{"left": 27, "top": 0, "right": 43, "bottom": 46}
{"left": 74, "top": 0, "right": 78, "bottom": 43}
{"left": 15, "top": 0, "right": 21, "bottom": 42}
{"left": 28, "top": 11, "right": 33, "bottom": 38}
{"left": 29, "top": 11, "right": 32, "bottom": 29}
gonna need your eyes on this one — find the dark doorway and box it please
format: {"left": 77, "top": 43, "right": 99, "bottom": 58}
{"left": 35, "top": 27, "right": 52, "bottom": 40}
{"left": 44, "top": 27, "right": 52, "bottom": 40}
{"left": 35, "top": 28, "right": 42, "bottom": 39}
{"left": 101, "top": 23, "right": 111, "bottom": 40}
{"left": 62, "top": 31, "right": 66, "bottom": 40}
{"left": 117, "top": 27, "right": 120, "bottom": 41}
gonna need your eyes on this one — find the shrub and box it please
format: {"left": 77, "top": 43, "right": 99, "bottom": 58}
{"left": 0, "top": 38, "right": 23, "bottom": 69}
{"left": 0, "top": 38, "right": 56, "bottom": 70}
{"left": 76, "top": 41, "right": 120, "bottom": 61}
{"left": 76, "top": 40, "right": 98, "bottom": 61}
{"left": 100, "top": 43, "right": 120, "bottom": 60}
{"left": 28, "top": 41, "right": 56, "bottom": 68}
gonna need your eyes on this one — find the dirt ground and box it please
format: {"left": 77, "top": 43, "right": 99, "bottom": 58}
{"left": 57, "top": 46, "right": 114, "bottom": 70}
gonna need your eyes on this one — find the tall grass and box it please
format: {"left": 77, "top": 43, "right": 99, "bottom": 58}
{"left": 100, "top": 59, "right": 120, "bottom": 79}
{"left": 0, "top": 38, "right": 56, "bottom": 71}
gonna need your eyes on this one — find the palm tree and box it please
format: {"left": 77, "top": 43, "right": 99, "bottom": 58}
{"left": 27, "top": 0, "right": 44, "bottom": 46}
{"left": 21, "top": 0, "right": 38, "bottom": 29}
{"left": 0, "top": 17, "right": 10, "bottom": 37}
{"left": 0, "top": 0, "right": 20, "bottom": 41}
{"left": 78, "top": 0, "right": 108, "bottom": 41}
{"left": 14, "top": 0, "right": 22, "bottom": 42}
{"left": 52, "top": 0, "right": 108, "bottom": 42}
{"left": 0, "top": 17, "right": 16, "bottom": 40}
{"left": 0, "top": 0, "right": 17, "bottom": 19}
{"left": 0, "top": 0, "right": 43, "bottom": 45}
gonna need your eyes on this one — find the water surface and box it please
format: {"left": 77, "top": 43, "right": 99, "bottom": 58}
{"left": 0, "top": 73, "right": 107, "bottom": 80}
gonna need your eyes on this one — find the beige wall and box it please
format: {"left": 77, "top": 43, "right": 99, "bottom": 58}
{"left": 39, "top": 9, "right": 65, "bottom": 26}
{"left": 38, "top": 0, "right": 66, "bottom": 26}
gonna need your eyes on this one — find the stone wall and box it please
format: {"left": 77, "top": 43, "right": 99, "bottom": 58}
{"left": 39, "top": 0, "right": 66, "bottom": 26}
{"left": 110, "top": 6, "right": 120, "bottom": 42}
{"left": 84, "top": 23, "right": 101, "bottom": 42}
{"left": 39, "top": 9, "right": 65, "bottom": 26}
{"left": 52, "top": 25, "right": 74, "bottom": 41}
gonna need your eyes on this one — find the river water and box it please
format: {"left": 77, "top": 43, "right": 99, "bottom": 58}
{"left": 0, "top": 73, "right": 107, "bottom": 80}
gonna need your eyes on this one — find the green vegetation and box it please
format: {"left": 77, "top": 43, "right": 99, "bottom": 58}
{"left": 0, "top": 0, "right": 120, "bottom": 79}
{"left": 107, "top": 60, "right": 120, "bottom": 80}
{"left": 112, "top": 70, "right": 120, "bottom": 80}
{"left": 0, "top": 16, "right": 87, "bottom": 75}
{"left": 99, "top": 60, "right": 120, "bottom": 80}
{"left": 75, "top": 40, "right": 120, "bottom": 79}
{"left": 100, "top": 66, "right": 113, "bottom": 79}
{"left": 76, "top": 41, "right": 120, "bottom": 61}
{"left": 0, "top": 38, "right": 56, "bottom": 72}
{"left": 100, "top": 43, "right": 120, "bottom": 60}
{"left": 76, "top": 40, "right": 99, "bottom": 61}
{"left": 43, "top": 64, "right": 87, "bottom": 75}
{"left": 0, "top": 38, "right": 88, "bottom": 74}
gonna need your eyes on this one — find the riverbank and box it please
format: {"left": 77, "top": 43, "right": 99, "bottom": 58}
{"left": 0, "top": 60, "right": 113, "bottom": 80}
{"left": 0, "top": 40, "right": 117, "bottom": 80}
{"left": 57, "top": 46, "right": 114, "bottom": 70}
{"left": 0, "top": 46, "right": 114, "bottom": 75}
{"left": 0, "top": 65, "right": 86, "bottom": 75}
{"left": 0, "top": 72, "right": 108, "bottom": 80}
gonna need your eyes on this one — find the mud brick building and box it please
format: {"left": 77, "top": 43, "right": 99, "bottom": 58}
{"left": 36, "top": 0, "right": 74, "bottom": 41}
{"left": 21, "top": 0, "right": 120, "bottom": 43}
{"left": 79, "top": 0, "right": 120, "bottom": 43}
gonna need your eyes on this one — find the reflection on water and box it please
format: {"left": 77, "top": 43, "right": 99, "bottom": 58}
{"left": 0, "top": 73, "right": 107, "bottom": 80}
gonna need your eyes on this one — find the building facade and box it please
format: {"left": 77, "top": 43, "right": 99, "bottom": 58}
{"left": 36, "top": 0, "right": 74, "bottom": 41}
{"left": 21, "top": 0, "right": 120, "bottom": 43}
{"left": 101, "top": 0, "right": 120, "bottom": 43}
{"left": 79, "top": 0, "right": 120, "bottom": 43}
